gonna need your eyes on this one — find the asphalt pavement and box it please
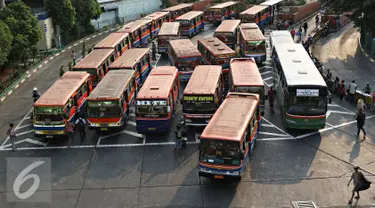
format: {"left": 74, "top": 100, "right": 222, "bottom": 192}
{"left": 1, "top": 17, "right": 375, "bottom": 207}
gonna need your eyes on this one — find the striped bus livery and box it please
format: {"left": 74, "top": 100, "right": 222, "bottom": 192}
{"left": 175, "top": 11, "right": 204, "bottom": 38}
{"left": 119, "top": 19, "right": 153, "bottom": 47}
{"left": 162, "top": 3, "right": 193, "bottom": 21}
{"left": 143, "top": 11, "right": 171, "bottom": 37}
{"left": 240, "top": 5, "right": 270, "bottom": 28}
{"left": 94, "top": 32, "right": 131, "bottom": 58}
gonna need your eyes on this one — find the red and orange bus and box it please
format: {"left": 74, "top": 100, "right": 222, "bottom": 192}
{"left": 33, "top": 72, "right": 92, "bottom": 137}
{"left": 168, "top": 39, "right": 202, "bottom": 82}
{"left": 162, "top": 3, "right": 193, "bottom": 21}
{"left": 199, "top": 92, "right": 260, "bottom": 180}
{"left": 157, "top": 22, "right": 181, "bottom": 53}
{"left": 182, "top": 65, "right": 224, "bottom": 126}
{"left": 205, "top": 1, "right": 238, "bottom": 24}
{"left": 239, "top": 23, "right": 266, "bottom": 64}
{"left": 240, "top": 5, "right": 270, "bottom": 28}
{"left": 119, "top": 19, "right": 152, "bottom": 47}
{"left": 143, "top": 11, "right": 171, "bottom": 37}
{"left": 214, "top": 19, "right": 241, "bottom": 49}
{"left": 108, "top": 48, "right": 151, "bottom": 87}
{"left": 73, "top": 49, "right": 116, "bottom": 87}
{"left": 87, "top": 70, "right": 137, "bottom": 131}
{"left": 94, "top": 32, "right": 131, "bottom": 58}
{"left": 175, "top": 11, "right": 204, "bottom": 38}
{"left": 135, "top": 66, "right": 180, "bottom": 133}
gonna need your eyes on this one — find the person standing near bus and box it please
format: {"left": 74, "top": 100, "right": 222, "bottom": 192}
{"left": 6, "top": 123, "right": 16, "bottom": 151}
{"left": 290, "top": 27, "right": 296, "bottom": 41}
{"left": 75, "top": 113, "right": 87, "bottom": 141}
{"left": 71, "top": 50, "right": 77, "bottom": 66}
{"left": 65, "top": 121, "right": 75, "bottom": 147}
{"left": 339, "top": 80, "right": 346, "bottom": 101}
{"left": 349, "top": 80, "right": 357, "bottom": 103}
{"left": 355, "top": 109, "right": 366, "bottom": 139}
{"left": 268, "top": 87, "right": 274, "bottom": 109}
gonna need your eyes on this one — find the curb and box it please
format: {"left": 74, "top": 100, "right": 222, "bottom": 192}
{"left": 358, "top": 34, "right": 375, "bottom": 63}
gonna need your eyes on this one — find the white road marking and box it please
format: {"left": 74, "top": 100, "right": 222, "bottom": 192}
{"left": 7, "top": 90, "right": 12, "bottom": 96}
{"left": 80, "top": 40, "right": 83, "bottom": 43}
{"left": 33, "top": 69, "right": 37, "bottom": 73}
{"left": 27, "top": 74, "right": 31, "bottom": 78}
{"left": 195, "top": 132, "right": 201, "bottom": 144}
{"left": 74, "top": 43, "right": 78, "bottom": 46}
{"left": 49, "top": 56, "right": 54, "bottom": 60}
{"left": 258, "top": 132, "right": 288, "bottom": 137}
{"left": 129, "top": 113, "right": 135, "bottom": 117}
{"left": 328, "top": 103, "right": 340, "bottom": 107}
{"left": 1, "top": 97, "right": 5, "bottom": 102}
{"left": 127, "top": 121, "right": 136, "bottom": 126}
{"left": 39, "top": 65, "right": 42, "bottom": 68}
{"left": 99, "top": 32, "right": 103, "bottom": 35}
{"left": 16, "top": 124, "right": 32, "bottom": 130}
{"left": 68, "top": 46, "right": 72, "bottom": 49}
{"left": 143, "top": 135, "right": 146, "bottom": 145}
{"left": 205, "top": 31, "right": 215, "bottom": 37}
{"left": 92, "top": 35, "right": 97, "bottom": 38}
{"left": 25, "top": 116, "right": 31, "bottom": 120}
{"left": 261, "top": 124, "right": 274, "bottom": 128}
{"left": 86, "top": 37, "right": 90, "bottom": 41}
{"left": 261, "top": 117, "right": 293, "bottom": 138}
{"left": 123, "top": 130, "right": 143, "bottom": 138}
{"left": 257, "top": 137, "right": 295, "bottom": 141}
{"left": 261, "top": 71, "right": 273, "bottom": 76}
{"left": 1, "top": 108, "right": 33, "bottom": 147}
{"left": 15, "top": 130, "right": 35, "bottom": 136}
{"left": 62, "top": 50, "right": 66, "bottom": 53}
{"left": 44, "top": 60, "right": 48, "bottom": 64}
{"left": 263, "top": 77, "right": 273, "bottom": 81}
{"left": 21, "top": 79, "right": 25, "bottom": 83}
{"left": 55, "top": 53, "right": 60, "bottom": 56}
{"left": 14, "top": 84, "right": 19, "bottom": 89}
{"left": 331, "top": 102, "right": 355, "bottom": 113}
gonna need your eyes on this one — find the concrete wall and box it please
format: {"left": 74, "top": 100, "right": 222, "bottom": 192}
{"left": 278, "top": 1, "right": 321, "bottom": 23}
{"left": 36, "top": 17, "right": 54, "bottom": 50}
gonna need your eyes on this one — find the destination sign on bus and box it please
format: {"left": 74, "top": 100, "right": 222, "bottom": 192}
{"left": 183, "top": 96, "right": 214, "bottom": 102}
{"left": 296, "top": 89, "right": 319, "bottom": 97}
{"left": 136, "top": 100, "right": 167, "bottom": 105}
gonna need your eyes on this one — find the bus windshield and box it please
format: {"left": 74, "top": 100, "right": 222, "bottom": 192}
{"left": 200, "top": 139, "right": 241, "bottom": 166}
{"left": 235, "top": 86, "right": 264, "bottom": 103}
{"left": 178, "top": 57, "right": 201, "bottom": 71}
{"left": 246, "top": 41, "right": 265, "bottom": 52}
{"left": 87, "top": 100, "right": 121, "bottom": 118}
{"left": 287, "top": 96, "right": 326, "bottom": 116}
{"left": 34, "top": 106, "right": 64, "bottom": 123}
{"left": 183, "top": 95, "right": 216, "bottom": 114}
{"left": 136, "top": 100, "right": 169, "bottom": 118}
{"left": 215, "top": 33, "right": 235, "bottom": 42}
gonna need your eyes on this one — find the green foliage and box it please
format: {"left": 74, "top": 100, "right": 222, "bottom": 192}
{"left": 0, "top": 20, "right": 12, "bottom": 66}
{"left": 71, "top": 0, "right": 102, "bottom": 35}
{"left": 319, "top": 0, "right": 375, "bottom": 32}
{"left": 45, "top": 0, "right": 76, "bottom": 31}
{"left": 160, "top": 0, "right": 172, "bottom": 8}
{"left": 0, "top": 1, "right": 42, "bottom": 63}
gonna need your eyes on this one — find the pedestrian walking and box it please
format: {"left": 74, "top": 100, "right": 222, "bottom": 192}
{"left": 267, "top": 87, "right": 274, "bottom": 109}
{"left": 364, "top": 82, "right": 371, "bottom": 94}
{"left": 334, "top": 77, "right": 339, "bottom": 95}
{"left": 65, "top": 121, "right": 75, "bottom": 147}
{"left": 296, "top": 29, "right": 302, "bottom": 43}
{"left": 308, "top": 34, "right": 313, "bottom": 46}
{"left": 349, "top": 80, "right": 357, "bottom": 103}
{"left": 339, "top": 80, "right": 346, "bottom": 101}
{"left": 315, "top": 14, "right": 320, "bottom": 28}
{"left": 75, "top": 114, "right": 87, "bottom": 142}
{"left": 276, "top": 20, "right": 281, "bottom": 30}
{"left": 303, "top": 20, "right": 308, "bottom": 35}
{"left": 357, "top": 98, "right": 366, "bottom": 112}
{"left": 355, "top": 108, "right": 366, "bottom": 139}
{"left": 348, "top": 166, "right": 371, "bottom": 204}
{"left": 152, "top": 42, "right": 156, "bottom": 61}
{"left": 6, "top": 123, "right": 16, "bottom": 151}
{"left": 326, "top": 69, "right": 332, "bottom": 80}
{"left": 290, "top": 27, "right": 296, "bottom": 40}
{"left": 71, "top": 50, "right": 76, "bottom": 66}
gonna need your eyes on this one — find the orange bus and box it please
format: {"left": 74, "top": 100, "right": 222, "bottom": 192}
{"left": 33, "top": 72, "right": 92, "bottom": 138}
{"left": 229, "top": 58, "right": 265, "bottom": 116}
{"left": 214, "top": 19, "right": 241, "bottom": 49}
{"left": 239, "top": 23, "right": 266, "bottom": 64}
{"left": 240, "top": 5, "right": 270, "bottom": 28}
{"left": 135, "top": 66, "right": 180, "bottom": 133}
{"left": 157, "top": 22, "right": 181, "bottom": 53}
{"left": 73, "top": 49, "right": 116, "bottom": 87}
{"left": 87, "top": 70, "right": 137, "bottom": 131}
{"left": 108, "top": 48, "right": 151, "bottom": 87}
{"left": 94, "top": 32, "right": 131, "bottom": 58}
{"left": 182, "top": 65, "right": 224, "bottom": 126}
{"left": 119, "top": 19, "right": 153, "bottom": 47}
{"left": 175, "top": 11, "right": 204, "bottom": 38}
{"left": 205, "top": 1, "right": 238, "bottom": 24}
{"left": 167, "top": 39, "right": 202, "bottom": 82}
{"left": 162, "top": 3, "right": 193, "bottom": 21}
{"left": 143, "top": 11, "right": 171, "bottom": 37}
{"left": 199, "top": 92, "right": 260, "bottom": 180}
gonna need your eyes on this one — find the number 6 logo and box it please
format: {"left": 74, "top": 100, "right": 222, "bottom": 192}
{"left": 13, "top": 161, "right": 45, "bottom": 199}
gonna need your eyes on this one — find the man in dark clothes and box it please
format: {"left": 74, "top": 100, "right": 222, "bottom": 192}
{"left": 356, "top": 109, "right": 366, "bottom": 139}
{"left": 303, "top": 20, "right": 308, "bottom": 35}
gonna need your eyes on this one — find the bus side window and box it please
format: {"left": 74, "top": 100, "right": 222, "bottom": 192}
{"left": 123, "top": 89, "right": 129, "bottom": 103}
{"left": 64, "top": 103, "right": 71, "bottom": 119}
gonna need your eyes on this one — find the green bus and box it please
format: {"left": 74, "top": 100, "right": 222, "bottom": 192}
{"left": 272, "top": 43, "right": 328, "bottom": 129}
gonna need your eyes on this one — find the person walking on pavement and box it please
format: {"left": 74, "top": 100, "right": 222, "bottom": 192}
{"left": 75, "top": 113, "right": 87, "bottom": 142}
{"left": 290, "top": 27, "right": 296, "bottom": 40}
{"left": 364, "top": 82, "right": 371, "bottom": 94}
{"left": 65, "top": 121, "right": 75, "bottom": 147}
{"left": 334, "top": 77, "right": 339, "bottom": 95}
{"left": 315, "top": 14, "right": 320, "bottom": 28}
{"left": 71, "top": 50, "right": 76, "bottom": 66}
{"left": 339, "top": 80, "right": 346, "bottom": 101}
{"left": 303, "top": 20, "right": 308, "bottom": 35}
{"left": 355, "top": 108, "right": 366, "bottom": 139}
{"left": 308, "top": 34, "right": 313, "bottom": 46}
{"left": 32, "top": 87, "right": 41, "bottom": 103}
{"left": 6, "top": 123, "right": 16, "bottom": 151}
{"left": 349, "top": 80, "right": 357, "bottom": 103}
{"left": 268, "top": 86, "right": 274, "bottom": 110}
{"left": 152, "top": 42, "right": 156, "bottom": 61}
{"left": 296, "top": 28, "right": 302, "bottom": 43}
{"left": 357, "top": 98, "right": 366, "bottom": 112}
{"left": 348, "top": 166, "right": 371, "bottom": 204}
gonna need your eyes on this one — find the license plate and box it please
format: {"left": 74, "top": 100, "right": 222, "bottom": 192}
{"left": 46, "top": 135, "right": 53, "bottom": 138}
{"left": 214, "top": 175, "right": 224, "bottom": 179}
{"left": 101, "top": 128, "right": 108, "bottom": 131}
{"left": 148, "top": 128, "right": 156, "bottom": 130}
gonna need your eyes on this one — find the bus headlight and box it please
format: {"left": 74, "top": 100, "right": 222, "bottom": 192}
{"left": 200, "top": 168, "right": 210, "bottom": 173}
{"left": 230, "top": 171, "right": 240, "bottom": 175}
{"left": 108, "top": 122, "right": 120, "bottom": 127}
{"left": 185, "top": 119, "right": 192, "bottom": 123}
{"left": 286, "top": 119, "right": 296, "bottom": 124}
{"left": 90, "top": 123, "right": 100, "bottom": 127}
{"left": 35, "top": 130, "right": 44, "bottom": 135}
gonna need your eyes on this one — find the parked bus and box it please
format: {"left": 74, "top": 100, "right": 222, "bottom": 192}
{"left": 119, "top": 19, "right": 153, "bottom": 47}
{"left": 198, "top": 92, "right": 260, "bottom": 180}
{"left": 135, "top": 66, "right": 180, "bottom": 133}
{"left": 214, "top": 20, "right": 241, "bottom": 49}
{"left": 240, "top": 5, "right": 270, "bottom": 28}
{"left": 182, "top": 65, "right": 224, "bottom": 126}
{"left": 239, "top": 23, "right": 266, "bottom": 64}
{"left": 94, "top": 32, "right": 131, "bottom": 58}
{"left": 87, "top": 70, "right": 137, "bottom": 131}
{"left": 229, "top": 58, "right": 265, "bottom": 116}
{"left": 175, "top": 11, "right": 204, "bottom": 38}
{"left": 108, "top": 48, "right": 151, "bottom": 87}
{"left": 205, "top": 1, "right": 238, "bottom": 24}
{"left": 272, "top": 43, "right": 328, "bottom": 129}
{"left": 157, "top": 22, "right": 181, "bottom": 53}
{"left": 269, "top": 30, "right": 294, "bottom": 52}
{"left": 33, "top": 72, "right": 92, "bottom": 138}
{"left": 143, "top": 11, "right": 171, "bottom": 37}
{"left": 73, "top": 49, "right": 116, "bottom": 87}
{"left": 168, "top": 39, "right": 202, "bottom": 82}
{"left": 260, "top": 0, "right": 284, "bottom": 24}
{"left": 162, "top": 3, "right": 193, "bottom": 21}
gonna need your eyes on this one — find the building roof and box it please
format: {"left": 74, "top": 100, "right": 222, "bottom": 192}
{"left": 169, "top": 39, "right": 201, "bottom": 58}
{"left": 230, "top": 58, "right": 263, "bottom": 87}
{"left": 198, "top": 37, "right": 235, "bottom": 56}
{"left": 274, "top": 43, "right": 327, "bottom": 87}
{"left": 175, "top": 11, "right": 203, "bottom": 21}
{"left": 239, "top": 23, "right": 265, "bottom": 41}
{"left": 158, "top": 22, "right": 180, "bottom": 36}
{"left": 88, "top": 70, "right": 135, "bottom": 100}
{"left": 240, "top": 5, "right": 268, "bottom": 15}
{"left": 118, "top": 19, "right": 152, "bottom": 33}
{"left": 260, "top": 0, "right": 284, "bottom": 6}
{"left": 200, "top": 93, "right": 259, "bottom": 141}
{"left": 94, "top": 32, "right": 129, "bottom": 49}
{"left": 184, "top": 65, "right": 222, "bottom": 95}
{"left": 109, "top": 48, "right": 149, "bottom": 69}
{"left": 162, "top": 3, "right": 193, "bottom": 12}
{"left": 210, "top": 1, "right": 237, "bottom": 9}
{"left": 136, "top": 66, "right": 178, "bottom": 100}
{"left": 34, "top": 72, "right": 90, "bottom": 106}
{"left": 73, "top": 49, "right": 114, "bottom": 69}
{"left": 143, "top": 11, "right": 170, "bottom": 21}
{"left": 215, "top": 20, "right": 241, "bottom": 33}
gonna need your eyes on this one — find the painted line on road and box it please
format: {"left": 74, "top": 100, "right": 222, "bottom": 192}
{"left": 1, "top": 109, "right": 33, "bottom": 147}
{"left": 127, "top": 121, "right": 136, "bottom": 126}
{"left": 205, "top": 32, "right": 215, "bottom": 38}
{"left": 86, "top": 37, "right": 91, "bottom": 41}
{"left": 25, "top": 116, "right": 30, "bottom": 120}
{"left": 7, "top": 90, "right": 12, "bottom": 96}
{"left": 258, "top": 132, "right": 288, "bottom": 137}
{"left": 99, "top": 32, "right": 103, "bottom": 35}
{"left": 33, "top": 69, "right": 37, "bottom": 73}
{"left": 21, "top": 79, "right": 25, "bottom": 83}
{"left": 74, "top": 43, "right": 78, "bottom": 47}
{"left": 263, "top": 77, "right": 273, "bottom": 81}
{"left": 39, "top": 65, "right": 42, "bottom": 69}
{"left": 1, "top": 97, "right": 5, "bottom": 102}
{"left": 49, "top": 56, "right": 54, "bottom": 60}
{"left": 261, "top": 71, "right": 273, "bottom": 76}
{"left": 68, "top": 46, "right": 72, "bottom": 49}
{"left": 16, "top": 123, "right": 32, "bottom": 130}
{"left": 261, "top": 117, "right": 293, "bottom": 138}
{"left": 55, "top": 53, "right": 60, "bottom": 57}
{"left": 257, "top": 137, "right": 295, "bottom": 141}
{"left": 80, "top": 40, "right": 83, "bottom": 43}
{"left": 62, "top": 50, "right": 66, "bottom": 53}
{"left": 44, "top": 60, "right": 48, "bottom": 64}
{"left": 92, "top": 35, "right": 97, "bottom": 38}
{"left": 260, "top": 124, "right": 274, "bottom": 128}
{"left": 129, "top": 112, "right": 135, "bottom": 117}
{"left": 331, "top": 102, "right": 356, "bottom": 113}
{"left": 14, "top": 84, "right": 19, "bottom": 89}
{"left": 27, "top": 74, "right": 31, "bottom": 78}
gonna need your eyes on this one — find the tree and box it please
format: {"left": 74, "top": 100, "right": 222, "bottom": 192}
{"left": 1, "top": 0, "right": 5, "bottom": 9}
{"left": 71, "top": 0, "right": 101, "bottom": 35}
{"left": 319, "top": 0, "right": 375, "bottom": 32}
{"left": 0, "top": 21, "right": 12, "bottom": 66}
{"left": 0, "top": 1, "right": 42, "bottom": 64}
{"left": 45, "top": 0, "right": 76, "bottom": 32}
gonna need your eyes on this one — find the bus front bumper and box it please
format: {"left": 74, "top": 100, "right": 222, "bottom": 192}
{"left": 199, "top": 167, "right": 242, "bottom": 180}
{"left": 136, "top": 119, "right": 171, "bottom": 134}
{"left": 285, "top": 116, "right": 326, "bottom": 130}
{"left": 34, "top": 126, "right": 66, "bottom": 137}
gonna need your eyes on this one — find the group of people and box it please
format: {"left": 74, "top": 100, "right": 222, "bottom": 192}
{"left": 289, "top": 20, "right": 309, "bottom": 43}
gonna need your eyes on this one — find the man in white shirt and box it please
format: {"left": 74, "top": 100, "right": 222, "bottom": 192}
{"left": 349, "top": 80, "right": 357, "bottom": 103}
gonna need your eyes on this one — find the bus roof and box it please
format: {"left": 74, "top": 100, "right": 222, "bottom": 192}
{"left": 200, "top": 93, "right": 259, "bottom": 141}
{"left": 176, "top": 11, "right": 203, "bottom": 21}
{"left": 169, "top": 39, "right": 201, "bottom": 58}
{"left": 88, "top": 70, "right": 134, "bottom": 100}
{"left": 35, "top": 72, "right": 90, "bottom": 106}
{"left": 158, "top": 22, "right": 180, "bottom": 36}
{"left": 198, "top": 37, "right": 235, "bottom": 56}
{"left": 260, "top": 0, "right": 283, "bottom": 6}
{"left": 184, "top": 65, "right": 222, "bottom": 95}
{"left": 73, "top": 49, "right": 114, "bottom": 69}
{"left": 210, "top": 1, "right": 237, "bottom": 9}
{"left": 230, "top": 58, "right": 264, "bottom": 87}
{"left": 241, "top": 5, "right": 268, "bottom": 15}
{"left": 215, "top": 20, "right": 241, "bottom": 33}
{"left": 240, "top": 23, "right": 265, "bottom": 41}
{"left": 162, "top": 3, "right": 193, "bottom": 12}
{"left": 109, "top": 48, "right": 149, "bottom": 69}
{"left": 119, "top": 19, "right": 152, "bottom": 33}
{"left": 136, "top": 66, "right": 178, "bottom": 100}
{"left": 94, "top": 32, "right": 129, "bottom": 49}
{"left": 143, "top": 11, "right": 170, "bottom": 21}
{"left": 270, "top": 30, "right": 291, "bottom": 37}
{"left": 274, "top": 43, "right": 327, "bottom": 87}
